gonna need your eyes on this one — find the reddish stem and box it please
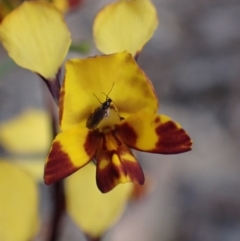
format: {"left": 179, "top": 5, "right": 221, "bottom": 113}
{"left": 42, "top": 78, "right": 65, "bottom": 241}
{"left": 38, "top": 69, "right": 61, "bottom": 105}
{"left": 48, "top": 181, "right": 66, "bottom": 241}
{"left": 85, "top": 235, "right": 101, "bottom": 241}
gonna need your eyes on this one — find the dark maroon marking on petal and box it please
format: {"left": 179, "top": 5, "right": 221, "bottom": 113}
{"left": 154, "top": 116, "right": 160, "bottom": 123}
{"left": 96, "top": 137, "right": 145, "bottom": 193}
{"left": 96, "top": 150, "right": 122, "bottom": 193}
{"left": 44, "top": 142, "right": 80, "bottom": 185}
{"left": 96, "top": 133, "right": 130, "bottom": 193}
{"left": 96, "top": 174, "right": 114, "bottom": 193}
{"left": 101, "top": 134, "right": 107, "bottom": 151}
{"left": 111, "top": 154, "right": 125, "bottom": 179}
{"left": 118, "top": 145, "right": 145, "bottom": 185}
{"left": 84, "top": 130, "right": 101, "bottom": 156}
{"left": 103, "top": 150, "right": 124, "bottom": 179}
{"left": 112, "top": 131, "right": 122, "bottom": 146}
{"left": 153, "top": 121, "right": 192, "bottom": 154}
{"left": 115, "top": 122, "right": 138, "bottom": 146}
{"left": 122, "top": 159, "right": 145, "bottom": 185}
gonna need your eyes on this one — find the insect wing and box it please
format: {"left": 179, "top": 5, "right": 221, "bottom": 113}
{"left": 86, "top": 107, "right": 110, "bottom": 129}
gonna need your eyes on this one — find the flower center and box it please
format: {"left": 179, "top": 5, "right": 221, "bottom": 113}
{"left": 98, "top": 108, "right": 122, "bottom": 133}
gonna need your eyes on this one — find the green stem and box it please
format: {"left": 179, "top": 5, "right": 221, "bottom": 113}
{"left": 69, "top": 42, "right": 91, "bottom": 54}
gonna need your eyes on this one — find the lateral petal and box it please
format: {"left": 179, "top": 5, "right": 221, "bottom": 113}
{"left": 93, "top": 0, "right": 158, "bottom": 56}
{"left": 44, "top": 126, "right": 100, "bottom": 184}
{"left": 0, "top": 1, "right": 71, "bottom": 79}
{"left": 115, "top": 111, "right": 192, "bottom": 154}
{"left": 96, "top": 133, "right": 144, "bottom": 193}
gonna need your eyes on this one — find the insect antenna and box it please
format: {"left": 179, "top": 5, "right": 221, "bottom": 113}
{"left": 93, "top": 93, "right": 102, "bottom": 104}
{"left": 101, "top": 83, "right": 115, "bottom": 100}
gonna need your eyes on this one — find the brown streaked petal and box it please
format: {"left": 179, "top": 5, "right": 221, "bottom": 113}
{"left": 44, "top": 126, "right": 101, "bottom": 184}
{"left": 115, "top": 111, "right": 192, "bottom": 154}
{"left": 96, "top": 133, "right": 144, "bottom": 193}
{"left": 44, "top": 141, "right": 77, "bottom": 184}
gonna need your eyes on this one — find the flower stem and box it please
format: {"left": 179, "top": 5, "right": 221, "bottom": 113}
{"left": 44, "top": 85, "right": 65, "bottom": 241}
{"left": 85, "top": 235, "right": 101, "bottom": 241}
{"left": 48, "top": 181, "right": 66, "bottom": 241}
{"left": 38, "top": 69, "right": 61, "bottom": 105}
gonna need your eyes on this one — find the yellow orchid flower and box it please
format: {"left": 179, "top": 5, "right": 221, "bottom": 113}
{"left": 93, "top": 0, "right": 158, "bottom": 56}
{"left": 0, "top": 109, "right": 52, "bottom": 182}
{"left": 0, "top": 1, "right": 71, "bottom": 80}
{"left": 44, "top": 52, "right": 192, "bottom": 193}
{"left": 0, "top": 109, "right": 51, "bottom": 155}
{"left": 0, "top": 0, "right": 72, "bottom": 102}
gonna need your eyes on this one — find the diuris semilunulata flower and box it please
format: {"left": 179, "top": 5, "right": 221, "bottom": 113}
{"left": 44, "top": 52, "right": 192, "bottom": 193}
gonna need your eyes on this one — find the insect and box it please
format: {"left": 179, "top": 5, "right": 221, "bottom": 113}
{"left": 86, "top": 84, "right": 116, "bottom": 130}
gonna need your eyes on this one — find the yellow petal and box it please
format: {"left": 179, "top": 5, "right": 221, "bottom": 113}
{"left": 0, "top": 109, "right": 52, "bottom": 155}
{"left": 0, "top": 160, "right": 39, "bottom": 241}
{"left": 14, "top": 158, "right": 45, "bottom": 182}
{"left": 51, "top": 0, "right": 68, "bottom": 12}
{"left": 93, "top": 0, "right": 158, "bottom": 55}
{"left": 60, "top": 52, "right": 158, "bottom": 131}
{"left": 65, "top": 162, "right": 133, "bottom": 238}
{"left": 96, "top": 132, "right": 144, "bottom": 193}
{"left": 115, "top": 111, "right": 192, "bottom": 154}
{"left": 44, "top": 126, "right": 100, "bottom": 184}
{"left": 0, "top": 1, "right": 71, "bottom": 79}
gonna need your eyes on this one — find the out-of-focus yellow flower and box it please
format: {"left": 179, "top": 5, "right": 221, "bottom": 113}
{"left": 0, "top": 160, "right": 39, "bottom": 241}
{"left": 0, "top": 109, "right": 52, "bottom": 182}
{"left": 44, "top": 52, "right": 192, "bottom": 193}
{"left": 65, "top": 162, "right": 133, "bottom": 238}
{"left": 0, "top": 109, "right": 52, "bottom": 155}
{"left": 0, "top": 1, "right": 71, "bottom": 80}
{"left": 93, "top": 0, "right": 158, "bottom": 56}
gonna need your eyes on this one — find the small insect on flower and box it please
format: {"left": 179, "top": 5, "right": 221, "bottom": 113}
{"left": 86, "top": 83, "right": 119, "bottom": 130}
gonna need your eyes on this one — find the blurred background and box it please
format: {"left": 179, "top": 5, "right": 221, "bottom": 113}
{"left": 1, "top": 0, "right": 240, "bottom": 240}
